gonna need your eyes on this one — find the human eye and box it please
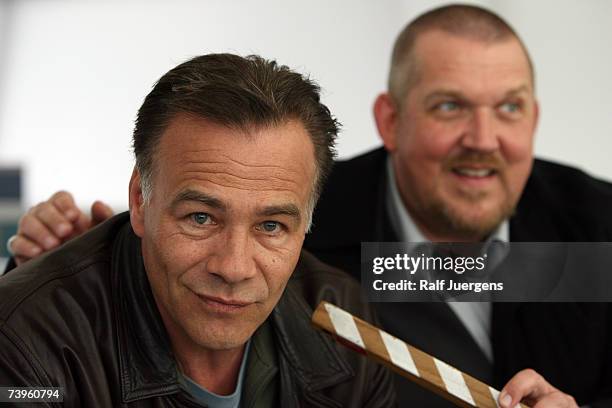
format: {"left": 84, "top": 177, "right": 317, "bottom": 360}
{"left": 497, "top": 100, "right": 523, "bottom": 118}
{"left": 500, "top": 102, "right": 519, "bottom": 112}
{"left": 437, "top": 101, "right": 460, "bottom": 112}
{"left": 256, "top": 221, "right": 284, "bottom": 235}
{"left": 430, "top": 100, "right": 464, "bottom": 118}
{"left": 189, "top": 212, "right": 214, "bottom": 226}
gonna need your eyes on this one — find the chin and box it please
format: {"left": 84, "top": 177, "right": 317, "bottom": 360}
{"left": 453, "top": 215, "right": 503, "bottom": 238}
{"left": 190, "top": 324, "right": 252, "bottom": 351}
{"left": 442, "top": 200, "right": 511, "bottom": 239}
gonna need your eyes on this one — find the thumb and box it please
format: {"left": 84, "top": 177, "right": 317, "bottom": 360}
{"left": 91, "top": 201, "right": 114, "bottom": 226}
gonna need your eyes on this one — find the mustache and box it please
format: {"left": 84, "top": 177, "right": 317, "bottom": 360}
{"left": 444, "top": 151, "right": 505, "bottom": 170}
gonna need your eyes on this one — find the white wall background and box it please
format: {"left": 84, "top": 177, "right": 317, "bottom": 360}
{"left": 0, "top": 0, "right": 610, "bottom": 212}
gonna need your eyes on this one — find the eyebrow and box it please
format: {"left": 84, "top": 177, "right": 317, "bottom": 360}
{"left": 171, "top": 189, "right": 226, "bottom": 211}
{"left": 504, "top": 85, "right": 530, "bottom": 97}
{"left": 171, "top": 189, "right": 302, "bottom": 221}
{"left": 424, "top": 85, "right": 531, "bottom": 105}
{"left": 424, "top": 90, "right": 464, "bottom": 105}
{"left": 257, "top": 204, "right": 302, "bottom": 222}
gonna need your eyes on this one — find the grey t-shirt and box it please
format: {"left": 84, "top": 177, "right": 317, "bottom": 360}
{"left": 178, "top": 340, "right": 251, "bottom": 408}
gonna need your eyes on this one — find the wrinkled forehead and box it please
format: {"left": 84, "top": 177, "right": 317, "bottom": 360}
{"left": 411, "top": 30, "right": 534, "bottom": 95}
{"left": 153, "top": 114, "right": 316, "bottom": 199}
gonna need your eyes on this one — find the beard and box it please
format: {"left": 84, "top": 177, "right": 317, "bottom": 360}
{"left": 423, "top": 188, "right": 516, "bottom": 240}
{"left": 400, "top": 150, "right": 519, "bottom": 241}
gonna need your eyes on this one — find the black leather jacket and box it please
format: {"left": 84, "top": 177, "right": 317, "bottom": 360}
{"left": 0, "top": 213, "right": 395, "bottom": 407}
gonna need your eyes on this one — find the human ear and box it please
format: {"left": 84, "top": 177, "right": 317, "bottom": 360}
{"left": 373, "top": 93, "right": 400, "bottom": 152}
{"left": 128, "top": 167, "right": 146, "bottom": 238}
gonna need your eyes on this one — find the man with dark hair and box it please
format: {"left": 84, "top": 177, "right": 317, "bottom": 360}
{"left": 6, "top": 4, "right": 612, "bottom": 408}
{"left": 0, "top": 54, "right": 395, "bottom": 407}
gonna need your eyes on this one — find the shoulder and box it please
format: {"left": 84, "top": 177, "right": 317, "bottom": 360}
{"left": 307, "top": 147, "right": 389, "bottom": 250}
{"left": 527, "top": 159, "right": 612, "bottom": 215}
{"left": 0, "top": 213, "right": 130, "bottom": 320}
{"left": 528, "top": 159, "right": 612, "bottom": 203}
{"left": 330, "top": 146, "right": 388, "bottom": 174}
{"left": 319, "top": 147, "right": 388, "bottom": 203}
{"left": 514, "top": 159, "right": 612, "bottom": 240}
{"left": 0, "top": 214, "right": 129, "bottom": 384}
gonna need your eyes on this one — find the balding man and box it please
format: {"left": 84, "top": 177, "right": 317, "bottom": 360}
{"left": 307, "top": 5, "right": 611, "bottom": 407}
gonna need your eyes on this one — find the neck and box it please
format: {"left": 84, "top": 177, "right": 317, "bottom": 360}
{"left": 415, "top": 217, "right": 485, "bottom": 243}
{"left": 152, "top": 298, "right": 247, "bottom": 395}
{"left": 177, "top": 343, "right": 246, "bottom": 396}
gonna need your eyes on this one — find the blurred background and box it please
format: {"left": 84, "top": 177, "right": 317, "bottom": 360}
{"left": 0, "top": 0, "right": 611, "bottom": 263}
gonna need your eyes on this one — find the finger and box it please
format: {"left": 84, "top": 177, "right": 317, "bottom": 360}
{"left": 14, "top": 255, "right": 29, "bottom": 266}
{"left": 18, "top": 211, "right": 61, "bottom": 250}
{"left": 91, "top": 201, "right": 114, "bottom": 226}
{"left": 33, "top": 202, "right": 75, "bottom": 239}
{"left": 49, "top": 190, "right": 81, "bottom": 221}
{"left": 532, "top": 392, "right": 578, "bottom": 408}
{"left": 73, "top": 211, "right": 92, "bottom": 236}
{"left": 499, "top": 369, "right": 556, "bottom": 408}
{"left": 10, "top": 235, "right": 43, "bottom": 264}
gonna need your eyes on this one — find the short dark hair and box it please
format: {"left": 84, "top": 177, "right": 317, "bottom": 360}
{"left": 132, "top": 53, "right": 339, "bottom": 223}
{"left": 389, "top": 4, "right": 534, "bottom": 103}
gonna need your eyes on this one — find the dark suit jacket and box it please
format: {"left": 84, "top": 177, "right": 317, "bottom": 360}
{"left": 305, "top": 147, "right": 612, "bottom": 407}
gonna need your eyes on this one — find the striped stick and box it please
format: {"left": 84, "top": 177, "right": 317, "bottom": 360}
{"left": 311, "top": 301, "right": 526, "bottom": 408}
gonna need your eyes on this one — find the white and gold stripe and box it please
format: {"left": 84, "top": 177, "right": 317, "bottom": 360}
{"left": 312, "top": 302, "right": 525, "bottom": 408}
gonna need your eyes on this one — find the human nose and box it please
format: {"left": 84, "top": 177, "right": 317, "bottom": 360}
{"left": 461, "top": 107, "right": 500, "bottom": 152}
{"left": 206, "top": 228, "right": 257, "bottom": 284}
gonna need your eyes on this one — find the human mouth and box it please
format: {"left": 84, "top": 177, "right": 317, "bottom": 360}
{"left": 196, "top": 294, "right": 253, "bottom": 312}
{"left": 452, "top": 167, "right": 497, "bottom": 178}
{"left": 449, "top": 166, "right": 500, "bottom": 189}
